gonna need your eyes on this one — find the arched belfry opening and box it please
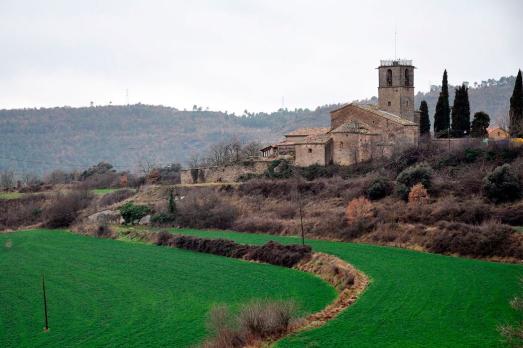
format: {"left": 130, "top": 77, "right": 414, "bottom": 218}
{"left": 386, "top": 69, "right": 393, "bottom": 86}
{"left": 404, "top": 69, "right": 410, "bottom": 87}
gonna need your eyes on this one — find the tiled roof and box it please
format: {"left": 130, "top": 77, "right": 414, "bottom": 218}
{"left": 285, "top": 127, "right": 330, "bottom": 137}
{"left": 295, "top": 134, "right": 332, "bottom": 145}
{"left": 331, "top": 103, "right": 417, "bottom": 126}
{"left": 487, "top": 127, "right": 508, "bottom": 134}
{"left": 330, "top": 120, "right": 379, "bottom": 135}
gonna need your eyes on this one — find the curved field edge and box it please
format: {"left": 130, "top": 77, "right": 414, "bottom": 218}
{"left": 0, "top": 229, "right": 336, "bottom": 347}
{"left": 164, "top": 228, "right": 523, "bottom": 348}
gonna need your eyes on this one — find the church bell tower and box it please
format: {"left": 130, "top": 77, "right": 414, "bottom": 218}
{"left": 378, "top": 59, "right": 416, "bottom": 123}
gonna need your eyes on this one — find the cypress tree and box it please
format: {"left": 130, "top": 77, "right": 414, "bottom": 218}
{"left": 168, "top": 189, "right": 177, "bottom": 216}
{"left": 451, "top": 84, "right": 471, "bottom": 137}
{"left": 470, "top": 111, "right": 490, "bottom": 138}
{"left": 419, "top": 100, "right": 430, "bottom": 136}
{"left": 433, "top": 70, "right": 450, "bottom": 137}
{"left": 509, "top": 69, "right": 523, "bottom": 137}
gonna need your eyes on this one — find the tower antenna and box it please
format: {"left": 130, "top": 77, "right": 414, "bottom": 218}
{"left": 394, "top": 26, "right": 397, "bottom": 60}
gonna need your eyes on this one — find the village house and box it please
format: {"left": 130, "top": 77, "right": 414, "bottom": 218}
{"left": 487, "top": 127, "right": 510, "bottom": 141}
{"left": 261, "top": 59, "right": 421, "bottom": 166}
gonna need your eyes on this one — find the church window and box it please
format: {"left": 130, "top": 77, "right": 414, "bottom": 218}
{"left": 386, "top": 69, "right": 392, "bottom": 86}
{"left": 406, "top": 100, "right": 409, "bottom": 107}
{"left": 388, "top": 101, "right": 391, "bottom": 106}
{"left": 308, "top": 148, "right": 312, "bottom": 153}
{"left": 405, "top": 69, "right": 410, "bottom": 86}
{"left": 340, "top": 141, "right": 344, "bottom": 149}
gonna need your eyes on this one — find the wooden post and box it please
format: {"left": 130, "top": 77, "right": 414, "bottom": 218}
{"left": 42, "top": 274, "right": 49, "bottom": 332}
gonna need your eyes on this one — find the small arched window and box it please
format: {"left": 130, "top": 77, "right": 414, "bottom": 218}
{"left": 405, "top": 69, "right": 410, "bottom": 87}
{"left": 340, "top": 141, "right": 344, "bottom": 149}
{"left": 308, "top": 148, "right": 312, "bottom": 153}
{"left": 386, "top": 69, "right": 393, "bottom": 86}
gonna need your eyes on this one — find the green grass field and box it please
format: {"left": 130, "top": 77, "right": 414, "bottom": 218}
{"left": 169, "top": 228, "right": 523, "bottom": 348}
{"left": 0, "top": 230, "right": 335, "bottom": 347}
{"left": 0, "top": 192, "right": 24, "bottom": 200}
{"left": 90, "top": 188, "right": 130, "bottom": 196}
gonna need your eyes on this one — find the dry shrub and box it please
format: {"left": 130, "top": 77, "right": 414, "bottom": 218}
{"left": 494, "top": 201, "right": 523, "bottom": 225}
{"left": 429, "top": 197, "right": 491, "bottom": 225}
{"left": 408, "top": 183, "right": 429, "bottom": 206}
{"left": 155, "top": 234, "right": 311, "bottom": 267}
{"left": 99, "top": 189, "right": 135, "bottom": 207}
{"left": 362, "top": 223, "right": 428, "bottom": 246}
{"left": 202, "top": 300, "right": 297, "bottom": 347}
{"left": 244, "top": 241, "right": 312, "bottom": 267}
{"left": 44, "top": 190, "right": 94, "bottom": 228}
{"left": 76, "top": 222, "right": 116, "bottom": 239}
{"left": 177, "top": 191, "right": 238, "bottom": 229}
{"left": 238, "top": 300, "right": 297, "bottom": 337}
{"left": 0, "top": 194, "right": 46, "bottom": 229}
{"left": 428, "top": 220, "right": 522, "bottom": 259}
{"left": 346, "top": 197, "right": 374, "bottom": 224}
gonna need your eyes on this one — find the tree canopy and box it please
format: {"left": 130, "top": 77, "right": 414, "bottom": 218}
{"left": 470, "top": 111, "right": 490, "bottom": 138}
{"left": 434, "top": 70, "right": 450, "bottom": 137}
{"left": 509, "top": 69, "right": 523, "bottom": 137}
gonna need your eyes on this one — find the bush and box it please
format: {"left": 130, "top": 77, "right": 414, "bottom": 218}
{"left": 0, "top": 194, "right": 46, "bottom": 229}
{"left": 427, "top": 221, "right": 522, "bottom": 258}
{"left": 203, "top": 300, "right": 297, "bottom": 348}
{"left": 155, "top": 234, "right": 311, "bottom": 268}
{"left": 396, "top": 162, "right": 433, "bottom": 189}
{"left": 366, "top": 177, "right": 392, "bottom": 200}
{"left": 177, "top": 192, "right": 238, "bottom": 229}
{"left": 265, "top": 160, "right": 293, "bottom": 179}
{"left": 119, "top": 202, "right": 151, "bottom": 224}
{"left": 408, "top": 183, "right": 429, "bottom": 206}
{"left": 394, "top": 183, "right": 410, "bottom": 202}
{"left": 346, "top": 197, "right": 374, "bottom": 224}
{"left": 150, "top": 212, "right": 176, "bottom": 226}
{"left": 482, "top": 164, "right": 521, "bottom": 203}
{"left": 44, "top": 190, "right": 94, "bottom": 228}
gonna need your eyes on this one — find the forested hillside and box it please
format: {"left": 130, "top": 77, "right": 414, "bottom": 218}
{"left": 0, "top": 104, "right": 336, "bottom": 175}
{"left": 0, "top": 75, "right": 516, "bottom": 175}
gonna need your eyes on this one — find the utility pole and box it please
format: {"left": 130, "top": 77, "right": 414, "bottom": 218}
{"left": 42, "top": 274, "right": 49, "bottom": 332}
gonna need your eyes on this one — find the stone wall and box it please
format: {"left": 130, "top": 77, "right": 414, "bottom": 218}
{"left": 331, "top": 132, "right": 381, "bottom": 166}
{"left": 295, "top": 141, "right": 332, "bottom": 167}
{"left": 180, "top": 161, "right": 270, "bottom": 184}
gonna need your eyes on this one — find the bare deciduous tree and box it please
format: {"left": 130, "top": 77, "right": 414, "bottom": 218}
{"left": 0, "top": 170, "right": 15, "bottom": 190}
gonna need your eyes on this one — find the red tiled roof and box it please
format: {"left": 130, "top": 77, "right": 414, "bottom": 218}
{"left": 285, "top": 127, "right": 330, "bottom": 137}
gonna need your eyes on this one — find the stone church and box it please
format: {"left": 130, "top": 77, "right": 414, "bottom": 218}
{"left": 261, "top": 59, "right": 420, "bottom": 167}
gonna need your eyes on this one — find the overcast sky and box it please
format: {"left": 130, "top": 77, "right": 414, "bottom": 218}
{"left": 0, "top": 0, "right": 521, "bottom": 113}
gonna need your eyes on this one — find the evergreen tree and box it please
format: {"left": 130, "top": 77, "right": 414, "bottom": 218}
{"left": 451, "top": 84, "right": 471, "bottom": 137}
{"left": 433, "top": 70, "right": 450, "bottom": 137}
{"left": 509, "top": 69, "right": 523, "bottom": 137}
{"left": 470, "top": 111, "right": 490, "bottom": 138}
{"left": 419, "top": 100, "right": 430, "bottom": 136}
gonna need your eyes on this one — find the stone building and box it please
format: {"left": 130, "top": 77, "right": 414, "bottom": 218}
{"left": 262, "top": 59, "right": 420, "bottom": 166}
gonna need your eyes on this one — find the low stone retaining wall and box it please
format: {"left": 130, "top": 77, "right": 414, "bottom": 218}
{"left": 180, "top": 161, "right": 270, "bottom": 185}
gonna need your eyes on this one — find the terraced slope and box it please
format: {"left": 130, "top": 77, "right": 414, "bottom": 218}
{"left": 172, "top": 228, "right": 523, "bottom": 348}
{"left": 0, "top": 230, "right": 335, "bottom": 347}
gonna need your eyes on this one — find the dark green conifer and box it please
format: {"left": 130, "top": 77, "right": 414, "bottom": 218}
{"left": 419, "top": 100, "right": 430, "bottom": 136}
{"left": 470, "top": 111, "right": 490, "bottom": 138}
{"left": 509, "top": 69, "right": 523, "bottom": 137}
{"left": 433, "top": 70, "right": 450, "bottom": 137}
{"left": 451, "top": 84, "right": 471, "bottom": 137}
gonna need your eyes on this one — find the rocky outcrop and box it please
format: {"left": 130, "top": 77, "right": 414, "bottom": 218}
{"left": 87, "top": 210, "right": 121, "bottom": 225}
